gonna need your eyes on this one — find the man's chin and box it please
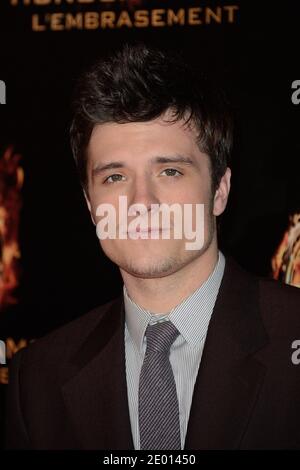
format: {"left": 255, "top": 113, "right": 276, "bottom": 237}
{"left": 119, "top": 258, "right": 180, "bottom": 279}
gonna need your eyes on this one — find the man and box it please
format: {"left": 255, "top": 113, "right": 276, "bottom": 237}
{"left": 6, "top": 44, "right": 300, "bottom": 450}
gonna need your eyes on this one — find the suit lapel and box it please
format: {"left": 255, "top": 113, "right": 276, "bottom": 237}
{"left": 185, "top": 258, "right": 268, "bottom": 449}
{"left": 62, "top": 297, "right": 134, "bottom": 450}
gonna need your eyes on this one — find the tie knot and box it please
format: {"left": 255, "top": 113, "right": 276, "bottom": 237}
{"left": 145, "top": 321, "right": 179, "bottom": 354}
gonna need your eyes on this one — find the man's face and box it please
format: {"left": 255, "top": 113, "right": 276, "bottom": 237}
{"left": 86, "top": 112, "right": 230, "bottom": 279}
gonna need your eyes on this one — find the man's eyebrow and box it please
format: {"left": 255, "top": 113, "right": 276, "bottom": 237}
{"left": 92, "top": 161, "right": 125, "bottom": 177}
{"left": 151, "top": 155, "right": 195, "bottom": 165}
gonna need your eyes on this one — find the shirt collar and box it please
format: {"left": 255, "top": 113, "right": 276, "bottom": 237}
{"left": 124, "top": 251, "right": 225, "bottom": 353}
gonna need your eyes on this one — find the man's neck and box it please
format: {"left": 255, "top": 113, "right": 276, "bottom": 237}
{"left": 121, "top": 243, "right": 219, "bottom": 314}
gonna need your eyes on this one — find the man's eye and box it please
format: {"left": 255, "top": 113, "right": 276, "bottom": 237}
{"left": 104, "top": 174, "right": 125, "bottom": 184}
{"left": 161, "top": 168, "right": 183, "bottom": 177}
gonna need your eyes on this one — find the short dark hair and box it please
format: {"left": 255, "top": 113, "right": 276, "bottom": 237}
{"left": 70, "top": 43, "right": 233, "bottom": 192}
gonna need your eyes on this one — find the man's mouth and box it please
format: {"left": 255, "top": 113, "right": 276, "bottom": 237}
{"left": 127, "top": 227, "right": 171, "bottom": 236}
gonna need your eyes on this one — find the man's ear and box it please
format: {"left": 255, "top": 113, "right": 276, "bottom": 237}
{"left": 213, "top": 167, "right": 231, "bottom": 216}
{"left": 83, "top": 189, "right": 96, "bottom": 225}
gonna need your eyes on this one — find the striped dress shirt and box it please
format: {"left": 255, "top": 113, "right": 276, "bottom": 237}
{"left": 124, "top": 251, "right": 225, "bottom": 450}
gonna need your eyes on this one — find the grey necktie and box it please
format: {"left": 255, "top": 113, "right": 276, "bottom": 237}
{"left": 138, "top": 320, "right": 181, "bottom": 450}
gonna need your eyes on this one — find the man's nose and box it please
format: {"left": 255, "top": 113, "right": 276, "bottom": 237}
{"left": 128, "top": 177, "right": 160, "bottom": 211}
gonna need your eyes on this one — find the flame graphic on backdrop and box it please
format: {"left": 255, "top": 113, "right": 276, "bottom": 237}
{"left": 0, "top": 146, "right": 24, "bottom": 310}
{"left": 272, "top": 213, "right": 300, "bottom": 288}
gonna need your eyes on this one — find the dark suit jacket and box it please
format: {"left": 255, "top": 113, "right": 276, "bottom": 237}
{"left": 5, "top": 258, "right": 300, "bottom": 449}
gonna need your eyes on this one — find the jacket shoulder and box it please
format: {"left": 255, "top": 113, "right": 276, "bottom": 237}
{"left": 258, "top": 277, "right": 300, "bottom": 333}
{"left": 17, "top": 296, "right": 122, "bottom": 368}
{"left": 224, "top": 257, "right": 300, "bottom": 333}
